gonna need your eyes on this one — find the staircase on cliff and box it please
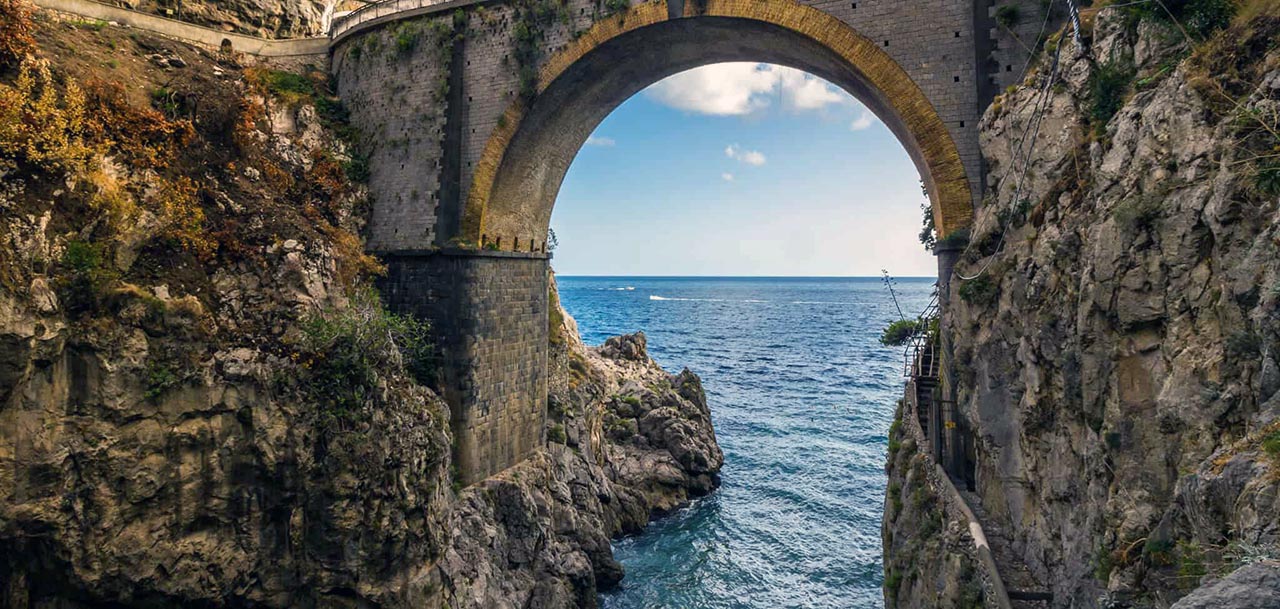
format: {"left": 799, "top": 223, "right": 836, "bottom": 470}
{"left": 956, "top": 487, "right": 1053, "bottom": 608}
{"left": 905, "top": 299, "right": 1052, "bottom": 609}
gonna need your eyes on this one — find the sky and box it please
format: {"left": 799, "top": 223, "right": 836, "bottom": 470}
{"left": 551, "top": 63, "right": 937, "bottom": 277}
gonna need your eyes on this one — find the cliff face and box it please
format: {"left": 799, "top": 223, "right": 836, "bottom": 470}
{"left": 0, "top": 12, "right": 721, "bottom": 608}
{"left": 889, "top": 4, "right": 1280, "bottom": 608}
{"left": 113, "top": 0, "right": 336, "bottom": 38}
{"left": 439, "top": 287, "right": 723, "bottom": 608}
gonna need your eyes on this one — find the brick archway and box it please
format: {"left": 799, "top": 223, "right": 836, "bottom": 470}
{"left": 461, "top": 0, "right": 975, "bottom": 250}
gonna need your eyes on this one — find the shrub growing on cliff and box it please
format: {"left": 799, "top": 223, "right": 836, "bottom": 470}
{"left": 298, "top": 289, "right": 435, "bottom": 430}
{"left": 1260, "top": 430, "right": 1280, "bottom": 463}
{"left": 1256, "top": 162, "right": 1280, "bottom": 196}
{"left": 1089, "top": 60, "right": 1135, "bottom": 137}
{"left": 880, "top": 318, "right": 925, "bottom": 346}
{"left": 57, "top": 240, "right": 117, "bottom": 315}
{"left": 995, "top": 4, "right": 1020, "bottom": 29}
{"left": 1121, "top": 0, "right": 1235, "bottom": 39}
{"left": 958, "top": 275, "right": 999, "bottom": 306}
{"left": 547, "top": 423, "right": 567, "bottom": 444}
{"left": 0, "top": 59, "right": 94, "bottom": 173}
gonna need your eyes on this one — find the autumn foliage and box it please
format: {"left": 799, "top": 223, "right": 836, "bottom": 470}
{"left": 0, "top": 0, "right": 36, "bottom": 67}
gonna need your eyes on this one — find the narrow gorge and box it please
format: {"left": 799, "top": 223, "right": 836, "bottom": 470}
{"left": 1, "top": 0, "right": 1279, "bottom": 607}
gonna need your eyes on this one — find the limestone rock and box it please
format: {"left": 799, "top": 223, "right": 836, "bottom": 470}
{"left": 890, "top": 8, "right": 1280, "bottom": 608}
{"left": 1169, "top": 563, "right": 1280, "bottom": 609}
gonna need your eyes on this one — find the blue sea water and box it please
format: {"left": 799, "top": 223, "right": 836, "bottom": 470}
{"left": 555, "top": 276, "right": 936, "bottom": 609}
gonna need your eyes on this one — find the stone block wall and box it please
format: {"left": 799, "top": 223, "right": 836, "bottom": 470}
{"left": 334, "top": 0, "right": 1040, "bottom": 250}
{"left": 379, "top": 250, "right": 550, "bottom": 484}
{"left": 980, "top": 0, "right": 1065, "bottom": 100}
{"left": 333, "top": 19, "right": 458, "bottom": 252}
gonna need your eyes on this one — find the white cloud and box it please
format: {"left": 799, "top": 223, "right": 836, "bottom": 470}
{"left": 585, "top": 136, "right": 616, "bottom": 147}
{"left": 777, "top": 67, "right": 845, "bottom": 110}
{"left": 725, "top": 144, "right": 766, "bottom": 166}
{"left": 645, "top": 63, "right": 850, "bottom": 116}
{"left": 721, "top": 172, "right": 735, "bottom": 182}
{"left": 850, "top": 110, "right": 877, "bottom": 131}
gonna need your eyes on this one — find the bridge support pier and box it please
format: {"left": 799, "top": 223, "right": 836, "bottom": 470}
{"left": 378, "top": 249, "right": 549, "bottom": 485}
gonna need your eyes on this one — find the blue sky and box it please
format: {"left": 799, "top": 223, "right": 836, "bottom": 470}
{"left": 551, "top": 63, "right": 936, "bottom": 277}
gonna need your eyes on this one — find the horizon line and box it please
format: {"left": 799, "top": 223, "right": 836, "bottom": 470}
{"left": 555, "top": 274, "right": 938, "bottom": 279}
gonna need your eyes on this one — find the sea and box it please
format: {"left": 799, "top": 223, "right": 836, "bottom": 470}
{"left": 555, "top": 276, "right": 937, "bottom": 609}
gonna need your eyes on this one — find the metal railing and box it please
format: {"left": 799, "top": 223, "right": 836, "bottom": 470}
{"left": 902, "top": 292, "right": 940, "bottom": 380}
{"left": 901, "top": 365, "right": 1013, "bottom": 609}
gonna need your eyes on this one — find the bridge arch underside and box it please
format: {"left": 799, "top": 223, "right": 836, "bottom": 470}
{"left": 464, "top": 6, "right": 976, "bottom": 250}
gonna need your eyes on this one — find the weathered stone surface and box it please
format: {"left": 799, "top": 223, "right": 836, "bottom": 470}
{"left": 1169, "top": 563, "right": 1280, "bottom": 609}
{"left": 887, "top": 9, "right": 1280, "bottom": 608}
{"left": 0, "top": 26, "right": 721, "bottom": 606}
{"left": 331, "top": 0, "right": 1053, "bottom": 252}
{"left": 438, "top": 280, "right": 723, "bottom": 607}
{"left": 121, "top": 0, "right": 334, "bottom": 38}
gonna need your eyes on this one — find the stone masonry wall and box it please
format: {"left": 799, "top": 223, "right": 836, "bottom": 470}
{"left": 379, "top": 251, "right": 550, "bottom": 484}
{"left": 333, "top": 18, "right": 456, "bottom": 252}
{"left": 334, "top": 0, "right": 1039, "bottom": 251}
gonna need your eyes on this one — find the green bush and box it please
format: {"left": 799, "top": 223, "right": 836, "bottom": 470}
{"left": 145, "top": 362, "right": 179, "bottom": 400}
{"left": 1261, "top": 430, "right": 1280, "bottom": 462}
{"left": 1123, "top": 0, "right": 1235, "bottom": 39}
{"left": 547, "top": 423, "right": 567, "bottom": 444}
{"left": 884, "top": 568, "right": 903, "bottom": 600}
{"left": 260, "top": 69, "right": 314, "bottom": 98}
{"left": 58, "top": 240, "right": 117, "bottom": 315}
{"left": 880, "top": 318, "right": 924, "bottom": 346}
{"left": 958, "top": 275, "right": 999, "bottom": 306}
{"left": 1255, "top": 162, "right": 1280, "bottom": 196}
{"left": 918, "top": 203, "right": 936, "bottom": 251}
{"left": 995, "top": 4, "right": 1021, "bottom": 29}
{"left": 298, "top": 288, "right": 434, "bottom": 431}
{"left": 1090, "top": 61, "right": 1136, "bottom": 136}
{"left": 342, "top": 152, "right": 370, "bottom": 183}
{"left": 393, "top": 22, "right": 420, "bottom": 55}
{"left": 1144, "top": 537, "right": 1176, "bottom": 566}
{"left": 1094, "top": 543, "right": 1116, "bottom": 582}
{"left": 1177, "top": 540, "right": 1207, "bottom": 589}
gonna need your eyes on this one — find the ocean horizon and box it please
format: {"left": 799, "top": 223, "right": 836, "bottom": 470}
{"left": 557, "top": 275, "right": 935, "bottom": 609}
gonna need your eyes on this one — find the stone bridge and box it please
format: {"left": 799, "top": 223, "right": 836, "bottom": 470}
{"left": 324, "top": 0, "right": 1047, "bottom": 483}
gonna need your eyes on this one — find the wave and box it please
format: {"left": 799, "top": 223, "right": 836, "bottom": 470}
{"left": 789, "top": 301, "right": 866, "bottom": 305}
{"left": 646, "top": 296, "right": 863, "bottom": 305}
{"left": 650, "top": 295, "right": 723, "bottom": 302}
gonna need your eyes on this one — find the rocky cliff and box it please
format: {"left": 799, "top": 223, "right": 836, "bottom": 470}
{"left": 887, "top": 2, "right": 1280, "bottom": 607}
{"left": 0, "top": 10, "right": 720, "bottom": 607}
{"left": 113, "top": 0, "right": 335, "bottom": 38}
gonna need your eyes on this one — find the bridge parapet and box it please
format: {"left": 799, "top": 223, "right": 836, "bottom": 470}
{"left": 331, "top": 0, "right": 455, "bottom": 44}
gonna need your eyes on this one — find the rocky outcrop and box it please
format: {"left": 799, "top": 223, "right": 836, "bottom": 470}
{"left": 0, "top": 16, "right": 721, "bottom": 608}
{"left": 437, "top": 286, "right": 723, "bottom": 608}
{"left": 1169, "top": 562, "right": 1280, "bottom": 609}
{"left": 882, "top": 403, "right": 985, "bottom": 609}
{"left": 887, "top": 5, "right": 1280, "bottom": 608}
{"left": 114, "top": 0, "right": 335, "bottom": 38}
{"left": 0, "top": 17, "right": 456, "bottom": 607}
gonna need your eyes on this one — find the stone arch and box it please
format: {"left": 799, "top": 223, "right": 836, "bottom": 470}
{"left": 460, "top": 0, "right": 975, "bottom": 249}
